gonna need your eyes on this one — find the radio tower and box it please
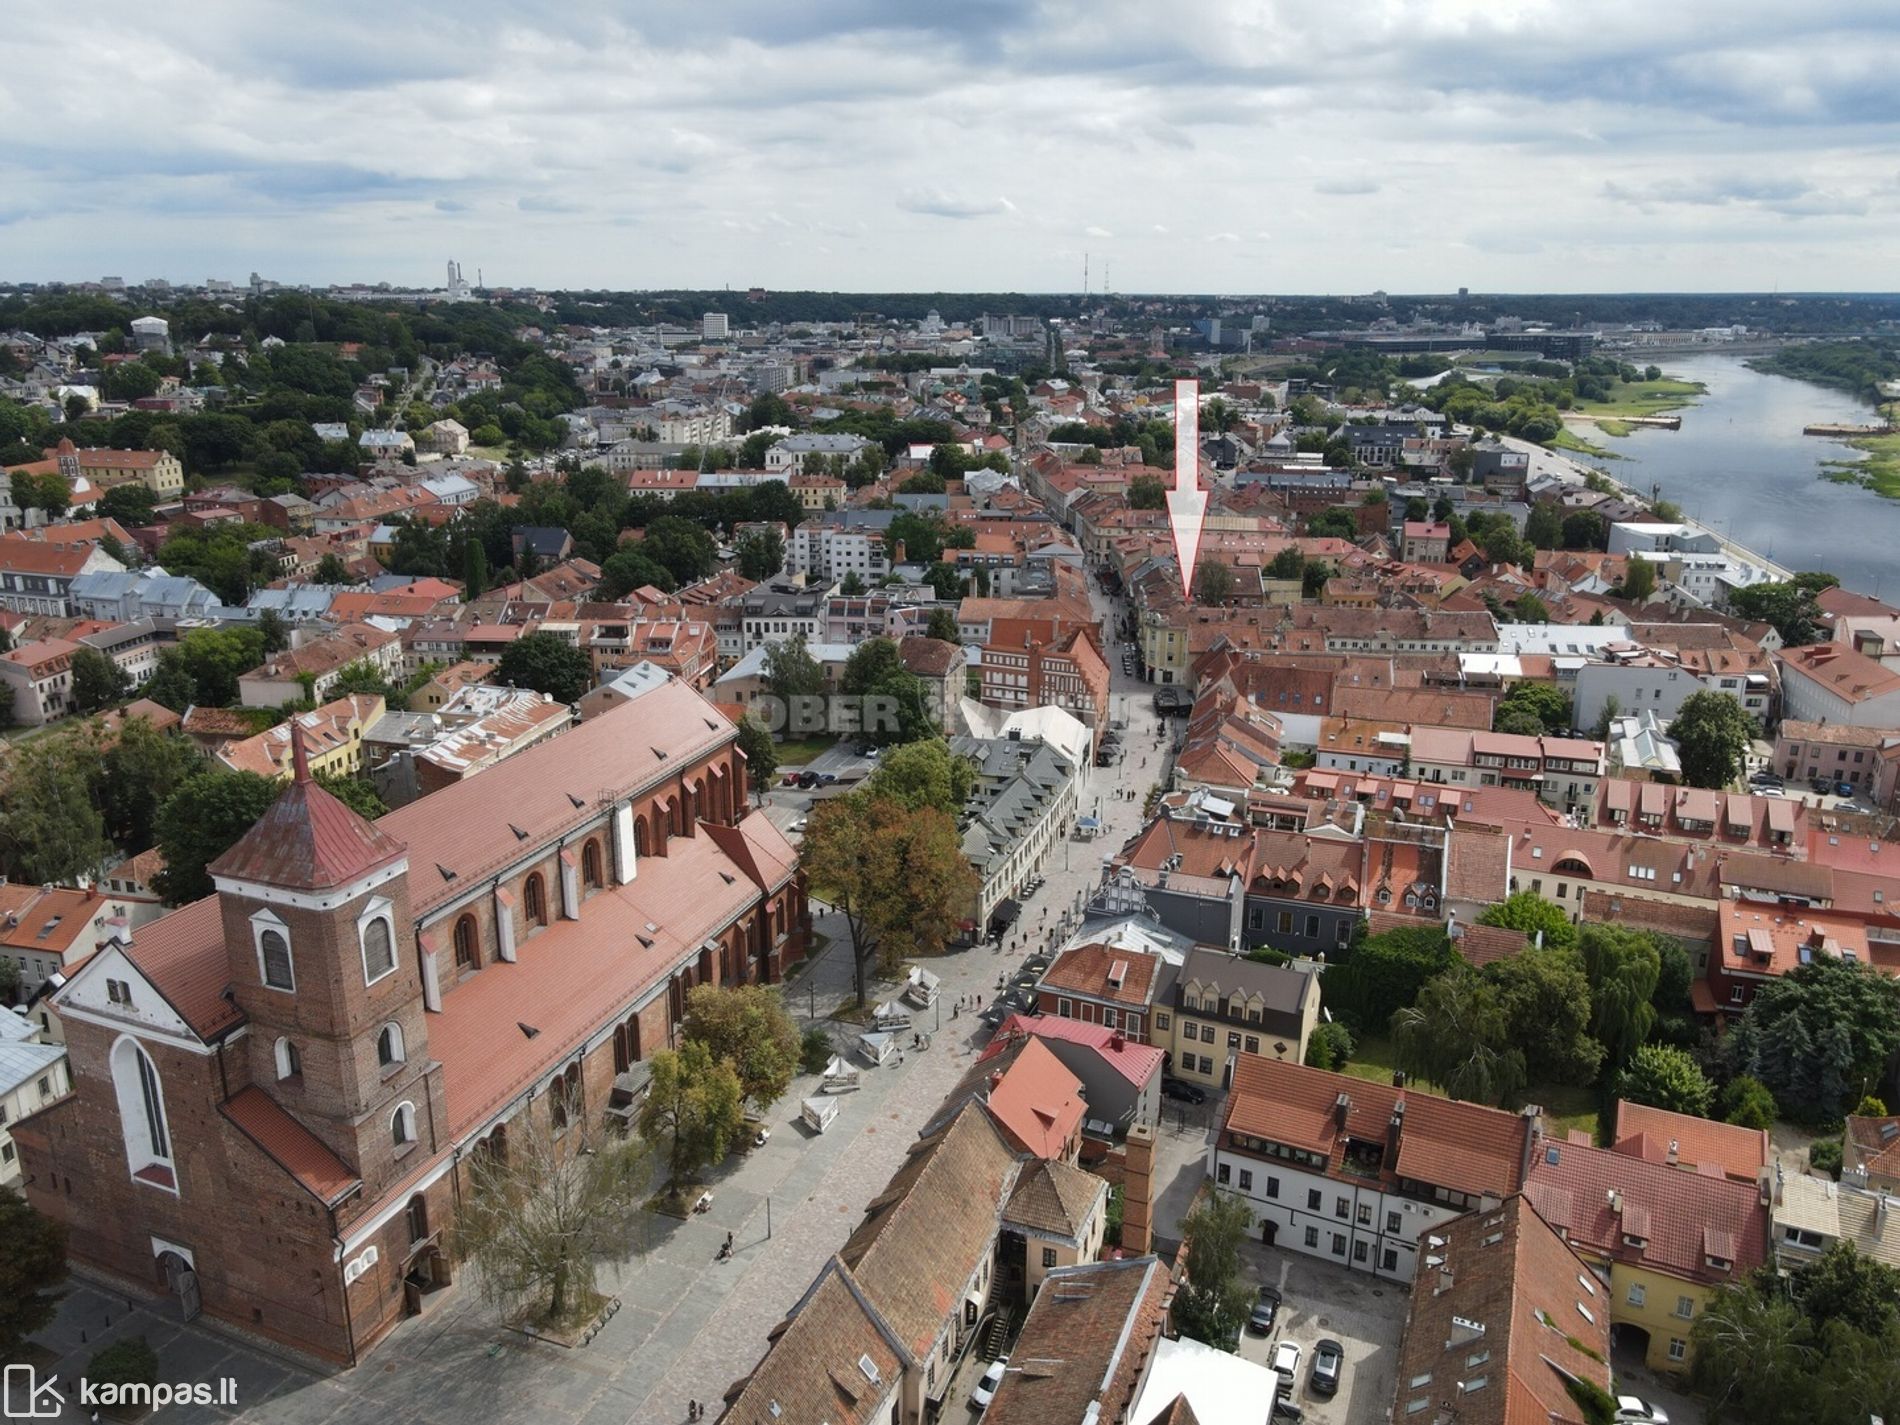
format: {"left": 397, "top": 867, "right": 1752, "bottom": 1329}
{"left": 1083, "top": 252, "right": 1089, "bottom": 298}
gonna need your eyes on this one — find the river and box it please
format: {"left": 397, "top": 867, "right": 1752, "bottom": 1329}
{"left": 1573, "top": 354, "right": 1894, "bottom": 596}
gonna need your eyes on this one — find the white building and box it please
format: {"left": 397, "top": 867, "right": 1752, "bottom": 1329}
{"left": 1209, "top": 1056, "right": 1535, "bottom": 1284}
{"left": 702, "top": 312, "right": 729, "bottom": 340}
{"left": 1777, "top": 642, "right": 1900, "bottom": 729}
{"left": 0, "top": 1014, "right": 71, "bottom": 1187}
{"left": 765, "top": 432, "right": 873, "bottom": 472}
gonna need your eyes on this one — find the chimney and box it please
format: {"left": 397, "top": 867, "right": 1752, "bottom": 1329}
{"left": 1387, "top": 1098, "right": 1406, "bottom": 1160}
{"left": 1666, "top": 1138, "right": 1679, "bottom": 1167}
{"left": 1334, "top": 1091, "right": 1352, "bottom": 1128}
{"left": 1122, "top": 1122, "right": 1157, "bottom": 1254}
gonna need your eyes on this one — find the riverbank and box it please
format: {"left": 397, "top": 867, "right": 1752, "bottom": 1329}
{"left": 1820, "top": 431, "right": 1900, "bottom": 499}
{"left": 1564, "top": 375, "right": 1707, "bottom": 436}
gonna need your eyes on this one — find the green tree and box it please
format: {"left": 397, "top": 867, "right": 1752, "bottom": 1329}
{"left": 496, "top": 631, "right": 592, "bottom": 704}
{"left": 462, "top": 539, "right": 489, "bottom": 599}
{"left": 1391, "top": 964, "right": 1526, "bottom": 1104}
{"left": 456, "top": 1107, "right": 652, "bottom": 1327}
{"left": 1267, "top": 546, "right": 1306, "bottom": 581}
{"left": 1618, "top": 552, "right": 1656, "bottom": 601}
{"left": 256, "top": 607, "right": 290, "bottom": 655}
{"left": 1725, "top": 958, "right": 1900, "bottom": 1119}
{"left": 1486, "top": 946, "right": 1604, "bottom": 1086}
{"left": 597, "top": 548, "right": 676, "bottom": 600}
{"left": 0, "top": 741, "right": 111, "bottom": 884}
{"left": 314, "top": 771, "right": 388, "bottom": 820}
{"left": 1196, "top": 560, "right": 1236, "bottom": 605}
{"left": 69, "top": 646, "right": 130, "bottom": 713}
{"left": 98, "top": 482, "right": 160, "bottom": 526}
{"left": 641, "top": 515, "right": 718, "bottom": 586}
{"left": 0, "top": 1187, "right": 67, "bottom": 1360}
{"left": 1323, "top": 924, "right": 1455, "bottom": 1033}
{"left": 1578, "top": 924, "right": 1662, "bottom": 1068}
{"left": 314, "top": 553, "right": 353, "bottom": 585}
{"left": 638, "top": 1040, "right": 746, "bottom": 1190}
{"left": 865, "top": 739, "right": 975, "bottom": 815}
{"left": 1492, "top": 681, "right": 1572, "bottom": 736}
{"left": 1478, "top": 890, "right": 1578, "bottom": 951}
{"left": 735, "top": 530, "right": 786, "bottom": 580}
{"left": 762, "top": 634, "right": 826, "bottom": 718}
{"left": 682, "top": 983, "right": 799, "bottom": 1111}
{"left": 1304, "top": 1020, "right": 1355, "bottom": 1071}
{"left": 1727, "top": 580, "right": 1826, "bottom": 647}
{"left": 176, "top": 625, "right": 265, "bottom": 707}
{"left": 1689, "top": 1285, "right": 1818, "bottom": 1425}
{"left": 99, "top": 717, "right": 204, "bottom": 853}
{"left": 1128, "top": 474, "right": 1166, "bottom": 510}
{"left": 1561, "top": 511, "right": 1607, "bottom": 550}
{"left": 151, "top": 770, "right": 282, "bottom": 904}
{"left": 1513, "top": 592, "right": 1550, "bottom": 623}
{"left": 1616, "top": 1043, "right": 1715, "bottom": 1116}
{"left": 1719, "top": 1074, "right": 1778, "bottom": 1130}
{"left": 924, "top": 608, "right": 961, "bottom": 644}
{"left": 1671, "top": 690, "right": 1751, "bottom": 789}
{"left": 735, "top": 715, "right": 778, "bottom": 801}
{"left": 1173, "top": 1190, "right": 1254, "bottom": 1350}
{"left": 801, "top": 795, "right": 976, "bottom": 1006}
{"left": 841, "top": 637, "right": 904, "bottom": 697}
{"left": 1525, "top": 501, "right": 1562, "bottom": 550}
{"left": 140, "top": 648, "right": 197, "bottom": 713}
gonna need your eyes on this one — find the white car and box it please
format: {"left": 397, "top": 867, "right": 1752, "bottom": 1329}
{"left": 1270, "top": 1340, "right": 1301, "bottom": 1383}
{"left": 972, "top": 1357, "right": 1008, "bottom": 1410}
{"left": 1615, "top": 1398, "right": 1669, "bottom": 1425}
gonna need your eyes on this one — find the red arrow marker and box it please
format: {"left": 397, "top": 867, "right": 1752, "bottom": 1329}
{"left": 1167, "top": 377, "right": 1209, "bottom": 599}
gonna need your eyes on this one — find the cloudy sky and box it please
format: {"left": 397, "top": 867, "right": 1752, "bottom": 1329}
{"left": 5, "top": 1, "right": 1897, "bottom": 293}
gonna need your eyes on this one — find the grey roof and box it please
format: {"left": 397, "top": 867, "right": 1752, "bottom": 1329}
{"left": 0, "top": 1037, "right": 63, "bottom": 1096}
{"left": 778, "top": 432, "right": 872, "bottom": 454}
{"left": 1175, "top": 946, "right": 1315, "bottom": 1019}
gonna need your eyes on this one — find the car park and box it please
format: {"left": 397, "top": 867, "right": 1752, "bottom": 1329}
{"left": 1161, "top": 1078, "right": 1208, "bottom": 1104}
{"left": 972, "top": 1357, "right": 1008, "bottom": 1410}
{"left": 1247, "top": 1284, "right": 1282, "bottom": 1335}
{"left": 1309, "top": 1338, "right": 1343, "bottom": 1396}
{"left": 1614, "top": 1399, "right": 1669, "bottom": 1425}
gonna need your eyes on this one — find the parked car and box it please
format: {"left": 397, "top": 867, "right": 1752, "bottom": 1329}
{"left": 1270, "top": 1341, "right": 1301, "bottom": 1386}
{"left": 1247, "top": 1284, "right": 1282, "bottom": 1335}
{"left": 1270, "top": 1399, "right": 1304, "bottom": 1423}
{"left": 1836, "top": 781, "right": 1857, "bottom": 797}
{"left": 1309, "top": 1338, "right": 1343, "bottom": 1396}
{"left": 1614, "top": 1399, "right": 1669, "bottom": 1425}
{"left": 797, "top": 771, "right": 820, "bottom": 788}
{"left": 1161, "top": 1078, "right": 1208, "bottom": 1104}
{"left": 789, "top": 818, "right": 807, "bottom": 833}
{"left": 972, "top": 1357, "right": 1008, "bottom": 1410}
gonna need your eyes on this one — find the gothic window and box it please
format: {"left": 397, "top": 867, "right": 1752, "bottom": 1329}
{"left": 361, "top": 916, "right": 395, "bottom": 985}
{"left": 453, "top": 915, "right": 479, "bottom": 970}
{"left": 582, "top": 840, "right": 603, "bottom": 890}
{"left": 524, "top": 873, "right": 548, "bottom": 927}
{"left": 392, "top": 1101, "right": 417, "bottom": 1148}
{"left": 258, "top": 928, "right": 294, "bottom": 992}
{"left": 111, "top": 1038, "right": 173, "bottom": 1189}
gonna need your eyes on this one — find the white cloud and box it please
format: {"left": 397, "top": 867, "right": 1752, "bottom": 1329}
{"left": 1, "top": 1, "right": 1895, "bottom": 289}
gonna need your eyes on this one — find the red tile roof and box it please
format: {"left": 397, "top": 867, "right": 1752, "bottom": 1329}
{"left": 120, "top": 898, "right": 243, "bottom": 1039}
{"left": 220, "top": 1086, "right": 361, "bottom": 1205}
{"left": 208, "top": 738, "right": 407, "bottom": 892}
{"left": 1039, "top": 944, "right": 1162, "bottom": 1009}
{"left": 1525, "top": 1135, "right": 1767, "bottom": 1288}
{"left": 983, "top": 1014, "right": 1165, "bottom": 1089}
{"left": 980, "top": 1036, "right": 1087, "bottom": 1159}
{"left": 1611, "top": 1101, "right": 1769, "bottom": 1184}
{"left": 1224, "top": 1055, "right": 1533, "bottom": 1202}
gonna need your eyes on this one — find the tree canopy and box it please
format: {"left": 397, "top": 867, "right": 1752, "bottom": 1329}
{"left": 1671, "top": 690, "right": 1751, "bottom": 790}
{"left": 497, "top": 631, "right": 592, "bottom": 705}
{"left": 1725, "top": 958, "right": 1900, "bottom": 1120}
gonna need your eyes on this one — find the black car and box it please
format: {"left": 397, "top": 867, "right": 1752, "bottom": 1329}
{"left": 1247, "top": 1284, "right": 1282, "bottom": 1335}
{"left": 1270, "top": 1399, "right": 1304, "bottom": 1423}
{"left": 1309, "top": 1339, "right": 1344, "bottom": 1396}
{"left": 1161, "top": 1078, "right": 1208, "bottom": 1104}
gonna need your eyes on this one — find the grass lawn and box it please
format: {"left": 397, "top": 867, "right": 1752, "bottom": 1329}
{"left": 774, "top": 734, "right": 837, "bottom": 766}
{"left": 1341, "top": 1033, "right": 1598, "bottom": 1139}
{"left": 1570, "top": 376, "right": 1706, "bottom": 422}
{"left": 1820, "top": 431, "right": 1900, "bottom": 499}
{"left": 1550, "top": 426, "right": 1622, "bottom": 460}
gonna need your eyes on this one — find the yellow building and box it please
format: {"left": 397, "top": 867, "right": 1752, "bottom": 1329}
{"left": 1527, "top": 1133, "right": 1768, "bottom": 1372}
{"left": 48, "top": 439, "right": 186, "bottom": 499}
{"left": 1153, "top": 946, "right": 1321, "bottom": 1091}
{"left": 214, "top": 693, "right": 385, "bottom": 782}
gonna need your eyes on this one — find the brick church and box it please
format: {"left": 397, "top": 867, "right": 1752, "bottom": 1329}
{"left": 15, "top": 675, "right": 808, "bottom": 1364}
